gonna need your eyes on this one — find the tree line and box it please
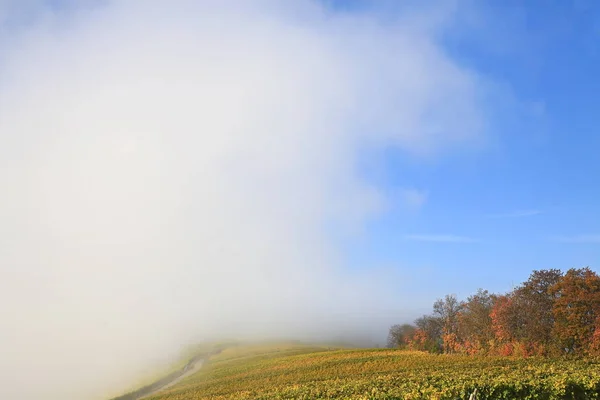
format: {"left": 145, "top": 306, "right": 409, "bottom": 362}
{"left": 388, "top": 267, "right": 600, "bottom": 356}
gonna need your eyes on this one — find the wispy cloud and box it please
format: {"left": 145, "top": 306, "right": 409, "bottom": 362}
{"left": 551, "top": 235, "right": 600, "bottom": 244}
{"left": 403, "top": 234, "right": 478, "bottom": 243}
{"left": 487, "top": 209, "right": 543, "bottom": 218}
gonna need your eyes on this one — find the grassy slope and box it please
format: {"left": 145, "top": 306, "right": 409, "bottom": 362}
{"left": 143, "top": 343, "right": 600, "bottom": 400}
{"left": 107, "top": 341, "right": 237, "bottom": 399}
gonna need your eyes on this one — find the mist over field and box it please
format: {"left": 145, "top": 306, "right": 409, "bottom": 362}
{"left": 0, "top": 1, "right": 487, "bottom": 399}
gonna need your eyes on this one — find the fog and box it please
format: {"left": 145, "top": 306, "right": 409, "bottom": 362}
{"left": 0, "top": 1, "right": 485, "bottom": 398}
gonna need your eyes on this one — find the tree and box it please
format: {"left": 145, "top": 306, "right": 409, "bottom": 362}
{"left": 433, "top": 294, "right": 463, "bottom": 353}
{"left": 392, "top": 267, "right": 599, "bottom": 357}
{"left": 589, "top": 315, "right": 600, "bottom": 356}
{"left": 414, "top": 315, "right": 443, "bottom": 353}
{"left": 489, "top": 270, "right": 563, "bottom": 356}
{"left": 490, "top": 292, "right": 533, "bottom": 356}
{"left": 387, "top": 324, "right": 416, "bottom": 349}
{"left": 458, "top": 289, "right": 496, "bottom": 354}
{"left": 513, "top": 269, "right": 563, "bottom": 354}
{"left": 550, "top": 267, "right": 600, "bottom": 354}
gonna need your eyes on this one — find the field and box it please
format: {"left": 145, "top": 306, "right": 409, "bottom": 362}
{"left": 108, "top": 341, "right": 238, "bottom": 400}
{"left": 141, "top": 342, "right": 600, "bottom": 400}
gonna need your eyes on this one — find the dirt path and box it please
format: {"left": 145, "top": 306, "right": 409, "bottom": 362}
{"left": 139, "top": 357, "right": 205, "bottom": 399}
{"left": 111, "top": 354, "right": 210, "bottom": 400}
{"left": 140, "top": 357, "right": 205, "bottom": 398}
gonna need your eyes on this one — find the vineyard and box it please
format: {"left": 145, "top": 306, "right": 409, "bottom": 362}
{"left": 145, "top": 342, "right": 600, "bottom": 400}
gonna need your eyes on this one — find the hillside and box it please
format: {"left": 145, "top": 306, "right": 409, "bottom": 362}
{"left": 139, "top": 342, "right": 600, "bottom": 400}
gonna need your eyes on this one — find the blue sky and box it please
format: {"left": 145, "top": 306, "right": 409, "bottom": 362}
{"left": 332, "top": 0, "right": 600, "bottom": 302}
{"left": 3, "top": 0, "right": 598, "bottom": 304}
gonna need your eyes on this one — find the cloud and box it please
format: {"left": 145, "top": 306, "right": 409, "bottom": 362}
{"left": 486, "top": 209, "right": 544, "bottom": 218}
{"left": 551, "top": 235, "right": 600, "bottom": 244}
{"left": 403, "top": 234, "right": 478, "bottom": 243}
{"left": 0, "top": 1, "right": 489, "bottom": 399}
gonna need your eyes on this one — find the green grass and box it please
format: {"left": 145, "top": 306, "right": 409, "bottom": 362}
{"left": 138, "top": 343, "right": 600, "bottom": 399}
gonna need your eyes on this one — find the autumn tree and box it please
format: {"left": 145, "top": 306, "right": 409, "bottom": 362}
{"left": 488, "top": 270, "right": 563, "bottom": 356}
{"left": 433, "top": 294, "right": 463, "bottom": 353}
{"left": 550, "top": 267, "right": 600, "bottom": 354}
{"left": 414, "top": 314, "right": 442, "bottom": 353}
{"left": 458, "top": 289, "right": 496, "bottom": 354}
{"left": 489, "top": 294, "right": 516, "bottom": 355}
{"left": 387, "top": 267, "right": 599, "bottom": 357}
{"left": 589, "top": 315, "right": 600, "bottom": 356}
{"left": 387, "top": 324, "right": 416, "bottom": 349}
{"left": 514, "top": 269, "right": 563, "bottom": 354}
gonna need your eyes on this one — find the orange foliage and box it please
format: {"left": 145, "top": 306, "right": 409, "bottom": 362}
{"left": 550, "top": 268, "right": 600, "bottom": 353}
{"left": 400, "top": 268, "right": 600, "bottom": 358}
{"left": 490, "top": 295, "right": 514, "bottom": 342}
{"left": 407, "top": 329, "right": 427, "bottom": 351}
{"left": 442, "top": 333, "right": 461, "bottom": 353}
{"left": 589, "top": 316, "right": 600, "bottom": 356}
